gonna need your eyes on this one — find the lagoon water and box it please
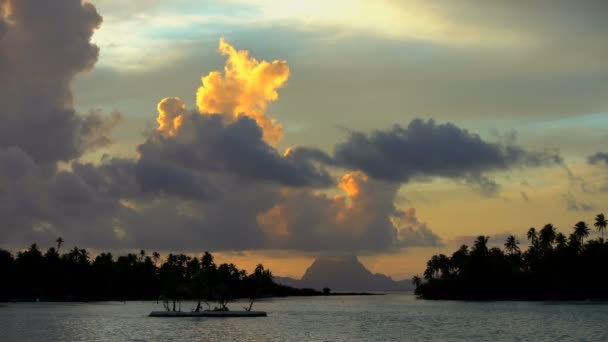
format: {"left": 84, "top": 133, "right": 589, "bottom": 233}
{"left": 1, "top": 294, "right": 607, "bottom": 341}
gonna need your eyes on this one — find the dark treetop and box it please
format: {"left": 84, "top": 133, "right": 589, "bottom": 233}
{"left": 414, "top": 213, "right": 608, "bottom": 300}
{"left": 0, "top": 246, "right": 321, "bottom": 306}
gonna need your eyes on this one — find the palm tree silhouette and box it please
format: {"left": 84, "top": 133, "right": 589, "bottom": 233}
{"left": 594, "top": 213, "right": 607, "bottom": 242}
{"left": 152, "top": 252, "right": 160, "bottom": 267}
{"left": 539, "top": 224, "right": 556, "bottom": 249}
{"left": 526, "top": 228, "right": 538, "bottom": 246}
{"left": 504, "top": 235, "right": 520, "bottom": 254}
{"left": 574, "top": 221, "right": 590, "bottom": 245}
{"left": 55, "top": 237, "right": 64, "bottom": 252}
{"left": 424, "top": 255, "right": 442, "bottom": 279}
{"left": 555, "top": 233, "right": 567, "bottom": 249}
{"left": 473, "top": 236, "right": 489, "bottom": 255}
{"left": 412, "top": 275, "right": 422, "bottom": 287}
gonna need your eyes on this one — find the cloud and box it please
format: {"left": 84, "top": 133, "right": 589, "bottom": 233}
{"left": 562, "top": 192, "right": 595, "bottom": 212}
{"left": 0, "top": 147, "right": 125, "bottom": 247}
{"left": 333, "top": 118, "right": 562, "bottom": 194}
{"left": 0, "top": 1, "right": 7, "bottom": 38}
{"left": 196, "top": 37, "right": 289, "bottom": 144}
{"left": 0, "top": 11, "right": 465, "bottom": 255}
{"left": 144, "top": 99, "right": 333, "bottom": 189}
{"left": 0, "top": 0, "right": 123, "bottom": 247}
{"left": 588, "top": 152, "right": 608, "bottom": 166}
{"left": 156, "top": 97, "right": 188, "bottom": 137}
{"left": 465, "top": 175, "right": 501, "bottom": 198}
{"left": 0, "top": 0, "right": 118, "bottom": 165}
{"left": 255, "top": 171, "right": 442, "bottom": 253}
{"left": 79, "top": 110, "right": 122, "bottom": 151}
{"left": 393, "top": 208, "right": 442, "bottom": 247}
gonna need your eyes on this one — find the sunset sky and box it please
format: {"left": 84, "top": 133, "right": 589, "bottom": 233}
{"left": 1, "top": 0, "right": 607, "bottom": 280}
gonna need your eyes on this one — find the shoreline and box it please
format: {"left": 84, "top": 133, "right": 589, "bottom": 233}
{"left": 0, "top": 292, "right": 388, "bottom": 303}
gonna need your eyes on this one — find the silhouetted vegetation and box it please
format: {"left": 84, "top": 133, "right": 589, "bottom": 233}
{"left": 0, "top": 244, "right": 322, "bottom": 306}
{"left": 415, "top": 213, "right": 608, "bottom": 300}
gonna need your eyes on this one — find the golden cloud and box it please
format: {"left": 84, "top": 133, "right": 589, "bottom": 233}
{"left": 156, "top": 97, "right": 187, "bottom": 137}
{"left": 339, "top": 171, "right": 369, "bottom": 199}
{"left": 196, "top": 38, "right": 289, "bottom": 144}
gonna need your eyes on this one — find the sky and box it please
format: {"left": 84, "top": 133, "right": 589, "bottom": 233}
{"left": 1, "top": 0, "right": 607, "bottom": 280}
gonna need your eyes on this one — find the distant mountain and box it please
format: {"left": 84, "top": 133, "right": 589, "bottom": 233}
{"left": 275, "top": 256, "right": 414, "bottom": 292}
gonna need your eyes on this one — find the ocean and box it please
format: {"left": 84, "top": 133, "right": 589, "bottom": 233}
{"left": 1, "top": 294, "right": 607, "bottom": 341}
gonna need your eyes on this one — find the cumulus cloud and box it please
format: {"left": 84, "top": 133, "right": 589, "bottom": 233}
{"left": 145, "top": 99, "right": 333, "bottom": 189}
{"left": 254, "top": 171, "right": 441, "bottom": 253}
{"left": 333, "top": 119, "right": 562, "bottom": 194}
{"left": 0, "top": 0, "right": 117, "bottom": 164}
{"left": 196, "top": 38, "right": 289, "bottom": 145}
{"left": 0, "top": 147, "right": 125, "bottom": 247}
{"left": 0, "top": 0, "right": 123, "bottom": 246}
{"left": 0, "top": 7, "right": 467, "bottom": 255}
{"left": 156, "top": 97, "right": 188, "bottom": 137}
{"left": 393, "top": 208, "right": 442, "bottom": 247}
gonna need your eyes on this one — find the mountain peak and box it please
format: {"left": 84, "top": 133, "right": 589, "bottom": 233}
{"left": 276, "top": 256, "right": 412, "bottom": 292}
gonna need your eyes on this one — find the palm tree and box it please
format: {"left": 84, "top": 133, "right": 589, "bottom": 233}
{"left": 594, "top": 213, "right": 607, "bottom": 242}
{"left": 526, "top": 227, "right": 538, "bottom": 246}
{"left": 555, "top": 233, "right": 567, "bottom": 249}
{"left": 574, "top": 221, "right": 590, "bottom": 245}
{"left": 139, "top": 249, "right": 146, "bottom": 262}
{"left": 437, "top": 254, "right": 451, "bottom": 278}
{"left": 152, "top": 252, "right": 160, "bottom": 267}
{"left": 539, "top": 224, "right": 556, "bottom": 249}
{"left": 504, "top": 235, "right": 520, "bottom": 254}
{"left": 424, "top": 255, "right": 441, "bottom": 280}
{"left": 473, "top": 236, "right": 489, "bottom": 254}
{"left": 412, "top": 275, "right": 422, "bottom": 287}
{"left": 55, "top": 237, "right": 64, "bottom": 252}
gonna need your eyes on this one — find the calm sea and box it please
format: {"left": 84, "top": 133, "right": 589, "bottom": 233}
{"left": 1, "top": 294, "right": 607, "bottom": 341}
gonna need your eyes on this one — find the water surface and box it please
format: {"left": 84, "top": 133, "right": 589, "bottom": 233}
{"left": 1, "top": 294, "right": 606, "bottom": 341}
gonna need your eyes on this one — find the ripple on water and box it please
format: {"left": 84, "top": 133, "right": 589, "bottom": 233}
{"left": 0, "top": 295, "right": 607, "bottom": 341}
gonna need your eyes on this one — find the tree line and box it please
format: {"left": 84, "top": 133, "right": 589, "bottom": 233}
{"left": 0, "top": 241, "right": 320, "bottom": 309}
{"left": 413, "top": 213, "right": 608, "bottom": 300}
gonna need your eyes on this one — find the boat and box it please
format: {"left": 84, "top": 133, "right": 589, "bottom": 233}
{"left": 149, "top": 310, "right": 267, "bottom": 317}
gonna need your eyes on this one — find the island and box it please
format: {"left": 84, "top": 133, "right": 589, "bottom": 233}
{"left": 414, "top": 213, "right": 608, "bottom": 300}
{"left": 0, "top": 243, "right": 378, "bottom": 315}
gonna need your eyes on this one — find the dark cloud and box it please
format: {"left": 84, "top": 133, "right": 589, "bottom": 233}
{"left": 138, "top": 113, "right": 333, "bottom": 190}
{"left": 134, "top": 158, "right": 218, "bottom": 200}
{"left": 333, "top": 119, "right": 561, "bottom": 192}
{"left": 0, "top": 1, "right": 7, "bottom": 38}
{"left": 78, "top": 110, "right": 122, "bottom": 152}
{"left": 254, "top": 173, "right": 442, "bottom": 253}
{"left": 0, "top": 0, "right": 121, "bottom": 247}
{"left": 0, "top": 2, "right": 496, "bottom": 255}
{"left": 0, "top": 0, "right": 116, "bottom": 164}
{"left": 71, "top": 158, "right": 140, "bottom": 199}
{"left": 0, "top": 148, "right": 122, "bottom": 247}
{"left": 465, "top": 175, "right": 501, "bottom": 198}
{"left": 114, "top": 113, "right": 439, "bottom": 253}
{"left": 562, "top": 192, "right": 595, "bottom": 212}
{"left": 588, "top": 152, "right": 608, "bottom": 166}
